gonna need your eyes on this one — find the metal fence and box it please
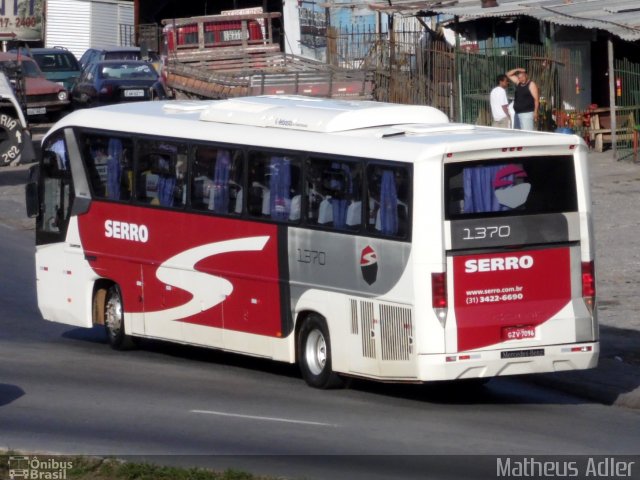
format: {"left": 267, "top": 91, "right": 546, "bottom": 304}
{"left": 335, "top": 26, "right": 586, "bottom": 131}
{"left": 458, "top": 44, "right": 584, "bottom": 128}
{"left": 332, "top": 23, "right": 378, "bottom": 69}
{"left": 613, "top": 57, "right": 640, "bottom": 159}
{"left": 334, "top": 25, "right": 458, "bottom": 118}
{"left": 119, "top": 24, "right": 136, "bottom": 47}
{"left": 138, "top": 23, "right": 161, "bottom": 53}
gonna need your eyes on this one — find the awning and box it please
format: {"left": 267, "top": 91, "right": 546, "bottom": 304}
{"left": 338, "top": 0, "right": 640, "bottom": 41}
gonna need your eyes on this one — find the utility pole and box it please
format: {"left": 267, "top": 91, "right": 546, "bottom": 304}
{"left": 608, "top": 35, "right": 617, "bottom": 160}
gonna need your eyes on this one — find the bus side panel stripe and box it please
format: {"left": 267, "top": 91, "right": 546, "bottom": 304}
{"left": 278, "top": 225, "right": 294, "bottom": 338}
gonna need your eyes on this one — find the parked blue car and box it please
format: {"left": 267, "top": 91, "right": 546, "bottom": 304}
{"left": 29, "top": 47, "right": 81, "bottom": 91}
{"left": 71, "top": 59, "right": 166, "bottom": 108}
{"left": 79, "top": 46, "right": 160, "bottom": 71}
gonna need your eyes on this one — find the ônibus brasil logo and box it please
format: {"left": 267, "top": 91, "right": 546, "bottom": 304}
{"left": 493, "top": 164, "right": 531, "bottom": 209}
{"left": 8, "top": 455, "right": 73, "bottom": 479}
{"left": 360, "top": 245, "right": 378, "bottom": 285}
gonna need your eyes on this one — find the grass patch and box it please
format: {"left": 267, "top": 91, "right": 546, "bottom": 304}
{"left": 1, "top": 452, "right": 280, "bottom": 480}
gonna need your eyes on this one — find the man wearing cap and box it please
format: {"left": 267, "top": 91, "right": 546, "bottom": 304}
{"left": 507, "top": 67, "right": 539, "bottom": 131}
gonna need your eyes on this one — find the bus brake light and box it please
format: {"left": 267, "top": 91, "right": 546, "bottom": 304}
{"left": 432, "top": 272, "right": 448, "bottom": 325}
{"left": 581, "top": 261, "right": 595, "bottom": 313}
{"left": 432, "top": 272, "right": 447, "bottom": 308}
{"left": 571, "top": 346, "right": 592, "bottom": 353}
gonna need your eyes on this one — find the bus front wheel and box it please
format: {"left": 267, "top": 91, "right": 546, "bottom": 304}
{"left": 297, "top": 314, "right": 343, "bottom": 389}
{"left": 104, "top": 285, "right": 135, "bottom": 350}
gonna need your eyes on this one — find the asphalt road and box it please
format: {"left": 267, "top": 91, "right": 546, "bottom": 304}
{"left": 0, "top": 224, "right": 639, "bottom": 479}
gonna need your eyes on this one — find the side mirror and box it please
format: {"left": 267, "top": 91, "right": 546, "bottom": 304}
{"left": 25, "top": 164, "right": 39, "bottom": 218}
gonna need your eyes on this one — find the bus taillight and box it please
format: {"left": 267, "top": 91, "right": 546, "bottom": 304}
{"left": 432, "top": 272, "right": 448, "bottom": 325}
{"left": 582, "top": 261, "right": 595, "bottom": 313}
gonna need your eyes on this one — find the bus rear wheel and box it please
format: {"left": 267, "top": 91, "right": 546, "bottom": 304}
{"left": 104, "top": 285, "right": 135, "bottom": 350}
{"left": 297, "top": 314, "right": 343, "bottom": 389}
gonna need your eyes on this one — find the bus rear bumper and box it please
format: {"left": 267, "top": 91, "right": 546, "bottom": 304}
{"left": 417, "top": 342, "right": 599, "bottom": 382}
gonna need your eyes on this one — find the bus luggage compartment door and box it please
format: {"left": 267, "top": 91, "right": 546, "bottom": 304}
{"left": 348, "top": 298, "right": 417, "bottom": 379}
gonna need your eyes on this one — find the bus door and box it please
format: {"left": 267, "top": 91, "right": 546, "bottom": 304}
{"left": 444, "top": 155, "right": 594, "bottom": 354}
{"left": 34, "top": 131, "right": 81, "bottom": 325}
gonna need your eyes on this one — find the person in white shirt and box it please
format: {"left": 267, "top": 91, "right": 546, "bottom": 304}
{"left": 490, "top": 74, "right": 510, "bottom": 128}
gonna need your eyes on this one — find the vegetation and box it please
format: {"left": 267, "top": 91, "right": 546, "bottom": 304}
{"left": 0, "top": 452, "right": 282, "bottom": 480}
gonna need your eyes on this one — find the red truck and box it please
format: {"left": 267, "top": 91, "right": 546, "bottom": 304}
{"left": 161, "top": 10, "right": 373, "bottom": 100}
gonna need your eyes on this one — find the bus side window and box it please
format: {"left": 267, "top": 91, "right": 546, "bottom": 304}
{"left": 447, "top": 169, "right": 464, "bottom": 215}
{"left": 191, "top": 146, "right": 244, "bottom": 215}
{"left": 247, "top": 151, "right": 302, "bottom": 223}
{"left": 135, "top": 139, "right": 187, "bottom": 208}
{"left": 80, "top": 134, "right": 133, "bottom": 201}
{"left": 366, "top": 164, "right": 410, "bottom": 238}
{"left": 306, "top": 157, "right": 362, "bottom": 231}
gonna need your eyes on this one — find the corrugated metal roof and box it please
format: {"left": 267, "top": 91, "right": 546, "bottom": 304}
{"left": 361, "top": 0, "right": 640, "bottom": 41}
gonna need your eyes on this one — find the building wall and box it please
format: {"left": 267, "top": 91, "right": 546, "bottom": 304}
{"left": 288, "top": 0, "right": 380, "bottom": 62}
{"left": 45, "top": 0, "right": 134, "bottom": 59}
{"left": 553, "top": 26, "right": 593, "bottom": 111}
{"left": 118, "top": 2, "right": 135, "bottom": 45}
{"left": 554, "top": 40, "right": 592, "bottom": 110}
{"left": 283, "top": 0, "right": 302, "bottom": 56}
{"left": 45, "top": 0, "right": 91, "bottom": 58}
{"left": 91, "top": 2, "right": 118, "bottom": 48}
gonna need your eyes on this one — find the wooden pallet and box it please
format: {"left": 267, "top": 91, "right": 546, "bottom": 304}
{"left": 589, "top": 110, "right": 636, "bottom": 152}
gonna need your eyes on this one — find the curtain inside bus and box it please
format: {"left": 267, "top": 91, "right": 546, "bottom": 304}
{"left": 212, "top": 150, "right": 231, "bottom": 213}
{"left": 269, "top": 156, "right": 291, "bottom": 221}
{"left": 157, "top": 172, "right": 176, "bottom": 207}
{"left": 379, "top": 169, "right": 398, "bottom": 235}
{"left": 329, "top": 162, "right": 353, "bottom": 230}
{"left": 462, "top": 164, "right": 508, "bottom": 214}
{"left": 107, "top": 139, "right": 123, "bottom": 199}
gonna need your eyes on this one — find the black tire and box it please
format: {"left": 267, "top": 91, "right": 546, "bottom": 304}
{"left": 297, "top": 314, "right": 343, "bottom": 389}
{"left": 104, "top": 285, "right": 135, "bottom": 350}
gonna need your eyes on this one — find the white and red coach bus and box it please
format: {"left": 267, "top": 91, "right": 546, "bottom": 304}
{"left": 26, "top": 96, "right": 598, "bottom": 388}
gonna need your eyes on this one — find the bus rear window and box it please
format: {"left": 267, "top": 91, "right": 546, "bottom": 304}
{"left": 445, "top": 156, "right": 577, "bottom": 220}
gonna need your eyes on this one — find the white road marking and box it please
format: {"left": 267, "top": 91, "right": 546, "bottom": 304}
{"left": 191, "top": 409, "right": 337, "bottom": 427}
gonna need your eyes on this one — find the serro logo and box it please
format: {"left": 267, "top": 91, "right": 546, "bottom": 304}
{"left": 360, "top": 245, "right": 378, "bottom": 285}
{"left": 465, "top": 255, "right": 533, "bottom": 273}
{"left": 493, "top": 164, "right": 531, "bottom": 209}
{"left": 105, "top": 220, "right": 149, "bottom": 243}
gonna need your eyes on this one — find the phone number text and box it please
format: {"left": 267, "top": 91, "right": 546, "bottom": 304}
{"left": 466, "top": 293, "right": 524, "bottom": 304}
{"left": 0, "top": 16, "right": 38, "bottom": 29}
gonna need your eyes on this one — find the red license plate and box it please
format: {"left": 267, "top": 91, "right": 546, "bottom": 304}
{"left": 502, "top": 325, "right": 536, "bottom": 341}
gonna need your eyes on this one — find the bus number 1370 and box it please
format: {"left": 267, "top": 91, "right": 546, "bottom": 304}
{"left": 462, "top": 225, "right": 511, "bottom": 241}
